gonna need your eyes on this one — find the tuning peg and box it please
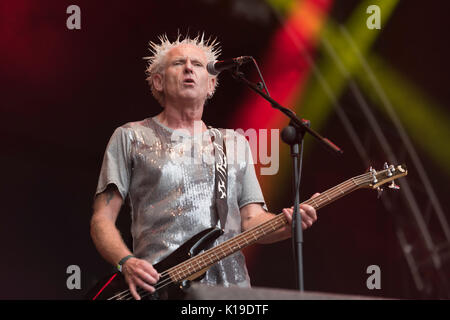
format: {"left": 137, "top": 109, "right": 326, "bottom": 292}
{"left": 383, "top": 162, "right": 395, "bottom": 177}
{"left": 388, "top": 181, "right": 400, "bottom": 190}
{"left": 370, "top": 167, "right": 378, "bottom": 184}
{"left": 377, "top": 187, "right": 384, "bottom": 199}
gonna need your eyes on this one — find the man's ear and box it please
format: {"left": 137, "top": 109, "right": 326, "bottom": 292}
{"left": 208, "top": 76, "right": 216, "bottom": 96}
{"left": 152, "top": 73, "right": 164, "bottom": 92}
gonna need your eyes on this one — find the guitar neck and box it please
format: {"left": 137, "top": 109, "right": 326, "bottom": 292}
{"left": 167, "top": 176, "right": 362, "bottom": 282}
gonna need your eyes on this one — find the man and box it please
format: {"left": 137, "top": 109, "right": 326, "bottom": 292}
{"left": 90, "top": 34, "right": 318, "bottom": 300}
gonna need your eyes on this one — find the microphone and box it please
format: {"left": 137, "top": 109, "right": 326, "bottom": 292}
{"left": 207, "top": 56, "right": 253, "bottom": 75}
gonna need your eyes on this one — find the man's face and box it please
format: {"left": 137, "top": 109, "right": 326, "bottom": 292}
{"left": 154, "top": 44, "right": 216, "bottom": 106}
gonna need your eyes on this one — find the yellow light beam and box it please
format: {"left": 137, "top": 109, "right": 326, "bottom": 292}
{"left": 355, "top": 54, "right": 450, "bottom": 176}
{"left": 296, "top": 0, "right": 400, "bottom": 132}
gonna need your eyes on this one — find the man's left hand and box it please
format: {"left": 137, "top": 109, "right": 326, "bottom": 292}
{"left": 282, "top": 193, "right": 320, "bottom": 230}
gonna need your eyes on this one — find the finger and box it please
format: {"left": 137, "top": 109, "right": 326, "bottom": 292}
{"left": 286, "top": 208, "right": 313, "bottom": 228}
{"left": 305, "top": 218, "right": 313, "bottom": 227}
{"left": 311, "top": 192, "right": 321, "bottom": 199}
{"left": 136, "top": 269, "right": 158, "bottom": 285}
{"left": 128, "top": 281, "right": 141, "bottom": 300}
{"left": 141, "top": 261, "right": 160, "bottom": 280}
{"left": 292, "top": 204, "right": 317, "bottom": 221}
{"left": 299, "top": 209, "right": 312, "bottom": 225}
{"left": 283, "top": 208, "right": 293, "bottom": 224}
{"left": 300, "top": 204, "right": 317, "bottom": 221}
{"left": 135, "top": 277, "right": 156, "bottom": 294}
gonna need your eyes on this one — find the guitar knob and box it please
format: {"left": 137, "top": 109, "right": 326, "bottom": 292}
{"left": 180, "top": 280, "right": 191, "bottom": 290}
{"left": 388, "top": 181, "right": 400, "bottom": 190}
{"left": 377, "top": 187, "right": 383, "bottom": 199}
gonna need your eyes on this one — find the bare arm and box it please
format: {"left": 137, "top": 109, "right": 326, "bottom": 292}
{"left": 90, "top": 185, "right": 130, "bottom": 265}
{"left": 90, "top": 184, "right": 159, "bottom": 299}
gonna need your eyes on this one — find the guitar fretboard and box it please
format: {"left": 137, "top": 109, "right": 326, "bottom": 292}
{"left": 167, "top": 174, "right": 366, "bottom": 282}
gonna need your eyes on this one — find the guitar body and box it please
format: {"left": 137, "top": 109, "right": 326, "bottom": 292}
{"left": 87, "top": 227, "right": 224, "bottom": 300}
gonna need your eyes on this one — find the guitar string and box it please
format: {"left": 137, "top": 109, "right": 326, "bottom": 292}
{"left": 108, "top": 173, "right": 379, "bottom": 299}
{"left": 108, "top": 270, "right": 179, "bottom": 300}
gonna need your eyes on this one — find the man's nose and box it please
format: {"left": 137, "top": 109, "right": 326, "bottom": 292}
{"left": 184, "top": 60, "right": 194, "bottom": 73}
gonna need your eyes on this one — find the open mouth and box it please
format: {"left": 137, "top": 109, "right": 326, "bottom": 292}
{"left": 183, "top": 79, "right": 195, "bottom": 85}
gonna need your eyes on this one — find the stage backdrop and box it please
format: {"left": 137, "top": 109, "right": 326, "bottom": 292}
{"left": 1, "top": 0, "right": 450, "bottom": 299}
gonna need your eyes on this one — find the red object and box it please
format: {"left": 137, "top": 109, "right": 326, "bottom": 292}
{"left": 92, "top": 273, "right": 118, "bottom": 300}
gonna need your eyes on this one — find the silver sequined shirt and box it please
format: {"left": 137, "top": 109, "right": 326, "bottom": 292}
{"left": 95, "top": 117, "right": 266, "bottom": 287}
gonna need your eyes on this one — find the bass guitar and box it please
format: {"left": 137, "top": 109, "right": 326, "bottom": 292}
{"left": 87, "top": 163, "right": 407, "bottom": 300}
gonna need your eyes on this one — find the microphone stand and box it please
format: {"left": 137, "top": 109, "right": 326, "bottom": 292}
{"left": 230, "top": 69, "right": 343, "bottom": 291}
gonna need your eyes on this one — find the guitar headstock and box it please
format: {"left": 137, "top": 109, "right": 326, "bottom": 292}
{"left": 357, "top": 163, "right": 408, "bottom": 191}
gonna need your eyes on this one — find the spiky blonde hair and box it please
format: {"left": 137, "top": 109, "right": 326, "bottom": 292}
{"left": 144, "top": 33, "right": 221, "bottom": 106}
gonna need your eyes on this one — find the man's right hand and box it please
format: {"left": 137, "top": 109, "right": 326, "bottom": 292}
{"left": 122, "top": 257, "right": 160, "bottom": 300}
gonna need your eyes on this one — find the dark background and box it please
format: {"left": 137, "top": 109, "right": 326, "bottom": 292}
{"left": 1, "top": 0, "right": 449, "bottom": 299}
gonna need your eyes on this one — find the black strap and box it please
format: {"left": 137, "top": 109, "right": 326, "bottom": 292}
{"left": 209, "top": 127, "right": 228, "bottom": 230}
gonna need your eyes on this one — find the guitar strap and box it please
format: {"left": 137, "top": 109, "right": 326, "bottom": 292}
{"left": 209, "top": 127, "right": 228, "bottom": 230}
